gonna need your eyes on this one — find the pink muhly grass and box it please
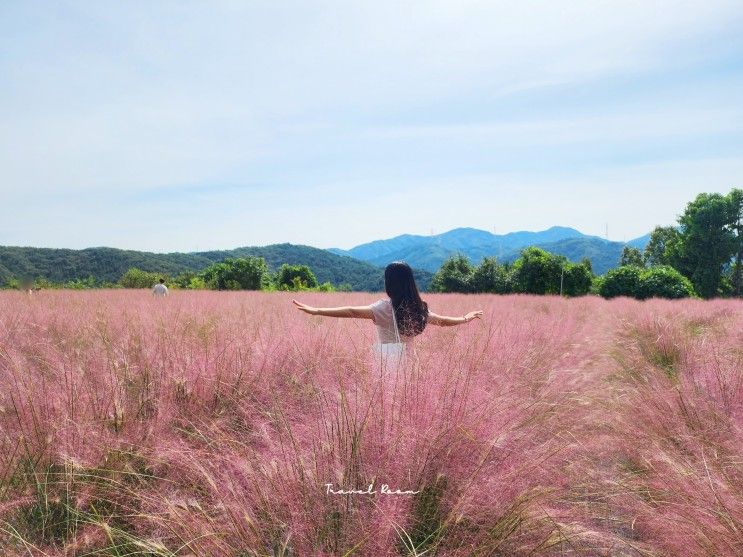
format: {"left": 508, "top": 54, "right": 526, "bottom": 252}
{"left": 0, "top": 290, "right": 741, "bottom": 556}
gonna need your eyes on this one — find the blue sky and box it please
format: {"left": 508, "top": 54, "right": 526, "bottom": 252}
{"left": 1, "top": 1, "right": 742, "bottom": 251}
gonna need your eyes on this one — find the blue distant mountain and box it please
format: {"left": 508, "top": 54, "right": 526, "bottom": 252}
{"left": 329, "top": 226, "right": 651, "bottom": 275}
{"left": 626, "top": 233, "right": 651, "bottom": 249}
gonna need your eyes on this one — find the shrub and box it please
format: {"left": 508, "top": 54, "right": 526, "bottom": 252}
{"left": 275, "top": 264, "right": 318, "bottom": 291}
{"left": 200, "top": 257, "right": 270, "bottom": 290}
{"left": 599, "top": 266, "right": 642, "bottom": 298}
{"left": 64, "top": 276, "right": 98, "bottom": 290}
{"left": 3, "top": 277, "right": 21, "bottom": 289}
{"left": 188, "top": 276, "right": 209, "bottom": 290}
{"left": 638, "top": 265, "right": 695, "bottom": 299}
{"left": 172, "top": 271, "right": 199, "bottom": 289}
{"left": 119, "top": 268, "right": 164, "bottom": 289}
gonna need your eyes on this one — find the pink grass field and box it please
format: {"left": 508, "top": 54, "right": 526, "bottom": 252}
{"left": 0, "top": 290, "right": 741, "bottom": 556}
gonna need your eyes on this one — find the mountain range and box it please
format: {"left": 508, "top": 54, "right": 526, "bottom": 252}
{"left": 1, "top": 226, "right": 651, "bottom": 291}
{"left": 329, "top": 226, "right": 651, "bottom": 275}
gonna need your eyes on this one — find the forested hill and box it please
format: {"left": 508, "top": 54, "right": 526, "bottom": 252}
{"left": 0, "top": 243, "right": 432, "bottom": 291}
{"left": 0, "top": 246, "right": 210, "bottom": 285}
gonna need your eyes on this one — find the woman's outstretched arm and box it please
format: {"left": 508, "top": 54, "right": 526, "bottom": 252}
{"left": 427, "top": 310, "right": 483, "bottom": 327}
{"left": 292, "top": 299, "right": 374, "bottom": 319}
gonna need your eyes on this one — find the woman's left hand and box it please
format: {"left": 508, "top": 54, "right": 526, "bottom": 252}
{"left": 293, "top": 299, "right": 318, "bottom": 315}
{"left": 464, "top": 310, "right": 483, "bottom": 322}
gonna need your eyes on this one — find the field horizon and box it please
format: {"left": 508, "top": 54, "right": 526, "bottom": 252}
{"left": 1, "top": 290, "right": 741, "bottom": 556}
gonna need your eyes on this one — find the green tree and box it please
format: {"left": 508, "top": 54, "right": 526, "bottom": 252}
{"left": 510, "top": 247, "right": 563, "bottom": 295}
{"left": 34, "top": 277, "right": 56, "bottom": 289}
{"left": 677, "top": 193, "right": 737, "bottom": 298}
{"left": 579, "top": 257, "right": 593, "bottom": 275}
{"left": 65, "top": 276, "right": 98, "bottom": 290}
{"left": 172, "top": 271, "right": 198, "bottom": 289}
{"left": 200, "top": 257, "right": 269, "bottom": 290}
{"left": 590, "top": 275, "right": 604, "bottom": 296}
{"left": 619, "top": 246, "right": 644, "bottom": 267}
{"left": 728, "top": 188, "right": 743, "bottom": 297}
{"left": 643, "top": 226, "right": 682, "bottom": 267}
{"left": 188, "top": 276, "right": 208, "bottom": 290}
{"left": 4, "top": 278, "right": 21, "bottom": 290}
{"left": 599, "top": 266, "right": 643, "bottom": 299}
{"left": 562, "top": 262, "right": 593, "bottom": 296}
{"left": 638, "top": 266, "right": 695, "bottom": 299}
{"left": 275, "top": 264, "right": 318, "bottom": 290}
{"left": 120, "top": 268, "right": 164, "bottom": 289}
{"left": 430, "top": 254, "right": 474, "bottom": 293}
{"left": 469, "top": 257, "right": 511, "bottom": 294}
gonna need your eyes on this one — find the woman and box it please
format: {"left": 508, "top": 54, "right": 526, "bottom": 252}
{"left": 292, "top": 261, "right": 483, "bottom": 353}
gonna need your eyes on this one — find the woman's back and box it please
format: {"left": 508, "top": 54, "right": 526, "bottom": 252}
{"left": 370, "top": 299, "right": 404, "bottom": 345}
{"left": 371, "top": 296, "right": 433, "bottom": 344}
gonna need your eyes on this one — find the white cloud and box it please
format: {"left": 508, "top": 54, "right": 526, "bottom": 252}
{"left": 0, "top": 0, "right": 742, "bottom": 249}
{"left": 365, "top": 105, "right": 743, "bottom": 145}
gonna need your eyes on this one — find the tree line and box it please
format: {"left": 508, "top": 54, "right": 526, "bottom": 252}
{"left": 119, "top": 258, "right": 351, "bottom": 292}
{"left": 4, "top": 188, "right": 739, "bottom": 299}
{"left": 431, "top": 188, "right": 742, "bottom": 300}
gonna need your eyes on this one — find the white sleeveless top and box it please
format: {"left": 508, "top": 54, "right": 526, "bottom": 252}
{"left": 370, "top": 299, "right": 405, "bottom": 345}
{"left": 370, "top": 299, "right": 406, "bottom": 365}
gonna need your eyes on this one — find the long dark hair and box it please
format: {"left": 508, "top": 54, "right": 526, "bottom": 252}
{"left": 385, "top": 261, "right": 428, "bottom": 337}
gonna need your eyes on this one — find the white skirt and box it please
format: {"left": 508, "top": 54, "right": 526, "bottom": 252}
{"left": 372, "top": 342, "right": 406, "bottom": 375}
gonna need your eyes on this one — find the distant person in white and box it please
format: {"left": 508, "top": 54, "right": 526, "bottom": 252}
{"left": 152, "top": 278, "right": 169, "bottom": 297}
